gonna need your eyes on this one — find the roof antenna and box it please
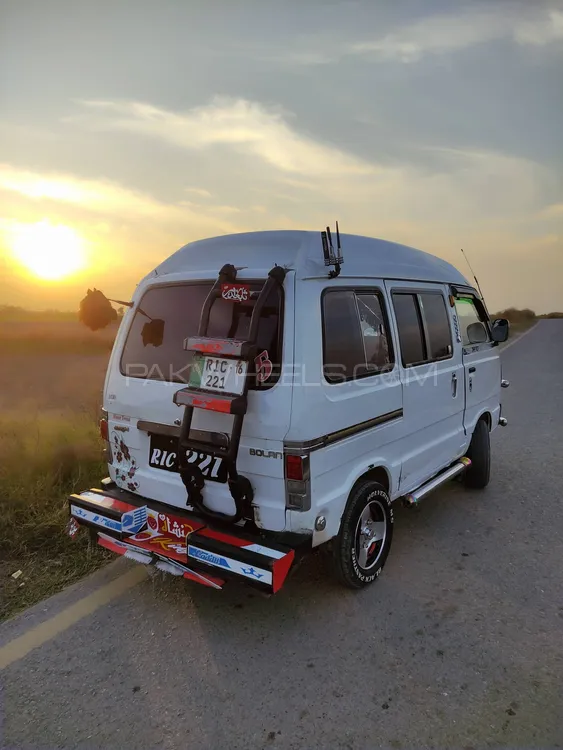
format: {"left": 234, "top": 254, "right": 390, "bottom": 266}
{"left": 321, "top": 221, "right": 343, "bottom": 278}
{"left": 460, "top": 248, "right": 485, "bottom": 301}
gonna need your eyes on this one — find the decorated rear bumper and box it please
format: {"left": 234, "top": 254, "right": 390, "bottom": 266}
{"left": 68, "top": 487, "right": 295, "bottom": 594}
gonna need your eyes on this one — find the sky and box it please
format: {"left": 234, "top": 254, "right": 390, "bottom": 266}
{"left": 0, "top": 0, "right": 562, "bottom": 313}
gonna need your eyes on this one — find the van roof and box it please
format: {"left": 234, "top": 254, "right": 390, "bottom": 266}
{"left": 151, "top": 231, "right": 469, "bottom": 286}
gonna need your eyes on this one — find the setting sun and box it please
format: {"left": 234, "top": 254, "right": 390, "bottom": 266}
{"left": 10, "top": 220, "right": 86, "bottom": 280}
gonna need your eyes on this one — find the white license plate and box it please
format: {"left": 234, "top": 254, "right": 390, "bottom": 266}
{"left": 190, "top": 356, "right": 247, "bottom": 395}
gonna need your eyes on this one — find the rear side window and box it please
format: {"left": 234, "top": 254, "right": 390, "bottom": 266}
{"left": 120, "top": 282, "right": 283, "bottom": 388}
{"left": 392, "top": 293, "right": 425, "bottom": 366}
{"left": 356, "top": 293, "right": 393, "bottom": 375}
{"left": 419, "top": 293, "right": 452, "bottom": 359}
{"left": 455, "top": 298, "right": 490, "bottom": 346}
{"left": 322, "top": 290, "right": 394, "bottom": 383}
{"left": 392, "top": 291, "right": 452, "bottom": 366}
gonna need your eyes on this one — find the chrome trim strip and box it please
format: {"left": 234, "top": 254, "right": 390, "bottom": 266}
{"left": 284, "top": 408, "right": 403, "bottom": 454}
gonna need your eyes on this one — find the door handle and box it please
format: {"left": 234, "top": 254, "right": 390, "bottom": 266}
{"left": 452, "top": 372, "right": 458, "bottom": 397}
{"left": 468, "top": 366, "right": 476, "bottom": 373}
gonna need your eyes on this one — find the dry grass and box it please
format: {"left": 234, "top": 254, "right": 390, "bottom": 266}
{"left": 0, "top": 352, "right": 108, "bottom": 415}
{"left": 0, "top": 322, "right": 117, "bottom": 621}
{"left": 0, "top": 319, "right": 117, "bottom": 355}
{"left": 0, "top": 413, "right": 113, "bottom": 620}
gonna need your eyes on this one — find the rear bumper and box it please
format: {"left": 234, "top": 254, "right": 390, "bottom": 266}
{"left": 68, "top": 485, "right": 296, "bottom": 594}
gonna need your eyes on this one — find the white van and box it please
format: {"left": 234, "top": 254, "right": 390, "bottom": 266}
{"left": 69, "top": 229, "right": 509, "bottom": 594}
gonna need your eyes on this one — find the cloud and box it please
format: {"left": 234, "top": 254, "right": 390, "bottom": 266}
{"left": 541, "top": 202, "right": 563, "bottom": 217}
{"left": 351, "top": 10, "right": 504, "bottom": 62}
{"left": 280, "top": 5, "right": 563, "bottom": 64}
{"left": 72, "top": 98, "right": 373, "bottom": 177}
{"left": 0, "top": 138, "right": 558, "bottom": 314}
{"left": 0, "top": 163, "right": 241, "bottom": 232}
{"left": 184, "top": 187, "right": 212, "bottom": 198}
{"left": 354, "top": 6, "right": 563, "bottom": 62}
{"left": 3, "top": 96, "right": 555, "bottom": 313}
{"left": 66, "top": 97, "right": 554, "bottom": 233}
{"left": 280, "top": 145, "right": 553, "bottom": 235}
{"left": 513, "top": 7, "right": 563, "bottom": 45}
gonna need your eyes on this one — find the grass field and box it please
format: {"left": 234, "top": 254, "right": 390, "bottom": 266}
{"left": 0, "top": 319, "right": 117, "bottom": 621}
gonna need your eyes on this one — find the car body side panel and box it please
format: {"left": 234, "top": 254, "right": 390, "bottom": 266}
{"left": 383, "top": 281, "right": 467, "bottom": 495}
{"left": 287, "top": 277, "right": 403, "bottom": 540}
{"left": 460, "top": 342, "right": 501, "bottom": 434}
{"left": 452, "top": 297, "right": 502, "bottom": 434}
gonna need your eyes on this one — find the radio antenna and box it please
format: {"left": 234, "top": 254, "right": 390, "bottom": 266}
{"left": 320, "top": 221, "right": 343, "bottom": 278}
{"left": 460, "top": 248, "right": 485, "bottom": 301}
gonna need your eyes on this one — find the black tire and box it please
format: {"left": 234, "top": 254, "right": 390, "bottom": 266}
{"left": 332, "top": 481, "right": 394, "bottom": 590}
{"left": 464, "top": 418, "right": 491, "bottom": 489}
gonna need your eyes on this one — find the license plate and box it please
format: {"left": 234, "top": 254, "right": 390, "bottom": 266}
{"left": 189, "top": 356, "right": 247, "bottom": 395}
{"left": 149, "top": 434, "right": 226, "bottom": 483}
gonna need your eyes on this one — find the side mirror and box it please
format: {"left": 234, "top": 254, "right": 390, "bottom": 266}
{"left": 491, "top": 318, "right": 510, "bottom": 343}
{"left": 467, "top": 321, "right": 488, "bottom": 344}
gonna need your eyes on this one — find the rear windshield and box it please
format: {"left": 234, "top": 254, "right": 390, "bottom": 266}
{"left": 120, "top": 282, "right": 283, "bottom": 389}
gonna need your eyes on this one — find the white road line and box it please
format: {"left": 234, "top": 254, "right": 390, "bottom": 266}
{"left": 0, "top": 566, "right": 148, "bottom": 671}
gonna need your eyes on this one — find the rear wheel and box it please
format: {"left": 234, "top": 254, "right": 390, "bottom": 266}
{"left": 464, "top": 418, "right": 491, "bottom": 489}
{"left": 332, "top": 481, "right": 394, "bottom": 589}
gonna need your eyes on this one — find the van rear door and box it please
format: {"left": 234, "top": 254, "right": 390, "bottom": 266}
{"left": 104, "top": 274, "right": 294, "bottom": 531}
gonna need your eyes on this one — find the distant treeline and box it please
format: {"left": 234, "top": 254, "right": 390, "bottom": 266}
{"left": 0, "top": 305, "right": 118, "bottom": 354}
{"left": 494, "top": 307, "right": 563, "bottom": 321}
{"left": 2, "top": 303, "right": 561, "bottom": 327}
{"left": 0, "top": 305, "right": 126, "bottom": 322}
{"left": 0, "top": 305, "right": 77, "bottom": 322}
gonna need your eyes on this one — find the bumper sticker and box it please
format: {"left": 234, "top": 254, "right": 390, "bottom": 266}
{"left": 70, "top": 505, "right": 121, "bottom": 533}
{"left": 121, "top": 506, "right": 148, "bottom": 535}
{"left": 187, "top": 545, "right": 272, "bottom": 585}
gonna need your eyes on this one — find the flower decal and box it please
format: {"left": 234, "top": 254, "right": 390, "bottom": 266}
{"left": 120, "top": 440, "right": 131, "bottom": 462}
{"left": 111, "top": 431, "right": 139, "bottom": 492}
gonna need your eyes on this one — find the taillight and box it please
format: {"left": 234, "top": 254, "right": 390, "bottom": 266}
{"left": 285, "top": 453, "right": 311, "bottom": 511}
{"left": 285, "top": 454, "right": 304, "bottom": 481}
{"left": 100, "top": 409, "right": 112, "bottom": 463}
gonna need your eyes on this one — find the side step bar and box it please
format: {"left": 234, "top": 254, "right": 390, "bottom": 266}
{"left": 403, "top": 457, "right": 471, "bottom": 507}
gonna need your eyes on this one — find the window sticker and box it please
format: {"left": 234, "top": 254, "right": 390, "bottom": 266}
{"left": 221, "top": 283, "right": 251, "bottom": 302}
{"left": 255, "top": 350, "right": 273, "bottom": 383}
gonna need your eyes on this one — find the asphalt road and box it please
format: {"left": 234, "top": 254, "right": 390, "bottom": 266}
{"left": 1, "top": 320, "right": 562, "bottom": 750}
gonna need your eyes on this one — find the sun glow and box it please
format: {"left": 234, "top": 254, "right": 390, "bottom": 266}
{"left": 10, "top": 220, "right": 86, "bottom": 280}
